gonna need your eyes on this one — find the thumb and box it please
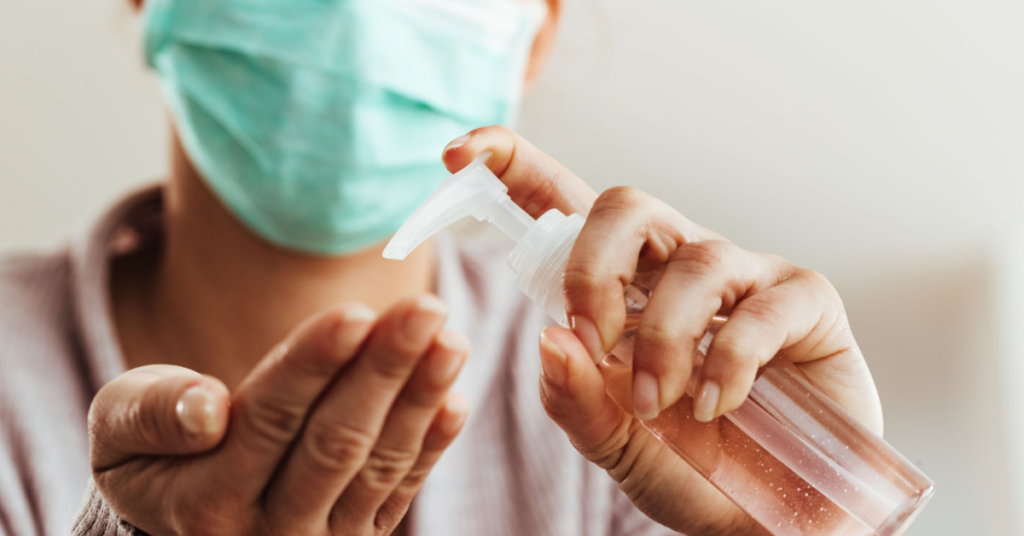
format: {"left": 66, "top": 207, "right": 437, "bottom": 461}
{"left": 89, "top": 365, "right": 230, "bottom": 471}
{"left": 538, "top": 327, "right": 629, "bottom": 465}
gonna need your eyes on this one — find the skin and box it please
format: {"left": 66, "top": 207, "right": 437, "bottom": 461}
{"left": 442, "top": 127, "right": 882, "bottom": 534}
{"left": 90, "top": 0, "right": 882, "bottom": 535}
{"left": 94, "top": 2, "right": 562, "bottom": 536}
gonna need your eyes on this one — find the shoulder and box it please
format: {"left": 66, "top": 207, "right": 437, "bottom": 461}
{"left": 0, "top": 248, "right": 92, "bottom": 413}
{"left": 0, "top": 250, "right": 94, "bottom": 535}
{"left": 0, "top": 249, "right": 77, "bottom": 360}
{"left": 0, "top": 248, "right": 73, "bottom": 295}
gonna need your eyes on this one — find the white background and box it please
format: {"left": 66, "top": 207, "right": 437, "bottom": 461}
{"left": 2, "top": 0, "right": 1023, "bottom": 534}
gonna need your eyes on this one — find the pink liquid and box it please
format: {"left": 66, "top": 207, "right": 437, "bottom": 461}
{"left": 603, "top": 279, "right": 934, "bottom": 536}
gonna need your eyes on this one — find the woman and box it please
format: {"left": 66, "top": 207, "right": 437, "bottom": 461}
{"left": 0, "top": 0, "right": 882, "bottom": 534}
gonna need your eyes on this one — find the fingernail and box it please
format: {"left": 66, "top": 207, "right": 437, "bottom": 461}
{"left": 176, "top": 386, "right": 218, "bottom": 436}
{"left": 431, "top": 332, "right": 469, "bottom": 384}
{"left": 405, "top": 295, "right": 448, "bottom": 341}
{"left": 693, "top": 379, "right": 721, "bottom": 423}
{"left": 416, "top": 294, "right": 448, "bottom": 316}
{"left": 570, "top": 315, "right": 604, "bottom": 364}
{"left": 539, "top": 328, "right": 568, "bottom": 387}
{"left": 343, "top": 304, "right": 377, "bottom": 323}
{"left": 442, "top": 395, "right": 470, "bottom": 434}
{"left": 633, "top": 370, "right": 660, "bottom": 420}
{"left": 336, "top": 304, "right": 376, "bottom": 350}
{"left": 443, "top": 134, "right": 471, "bottom": 155}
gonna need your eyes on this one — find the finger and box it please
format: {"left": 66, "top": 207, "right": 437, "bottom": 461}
{"left": 703, "top": 271, "right": 882, "bottom": 432}
{"left": 89, "top": 365, "right": 230, "bottom": 471}
{"left": 795, "top": 348, "right": 882, "bottom": 435}
{"left": 632, "top": 243, "right": 793, "bottom": 421}
{"left": 441, "top": 125, "right": 598, "bottom": 218}
{"left": 331, "top": 331, "right": 469, "bottom": 527}
{"left": 564, "top": 187, "right": 723, "bottom": 366}
{"left": 538, "top": 327, "right": 631, "bottom": 468}
{"left": 539, "top": 331, "right": 756, "bottom": 535}
{"left": 696, "top": 275, "right": 825, "bottom": 421}
{"left": 219, "top": 303, "right": 378, "bottom": 489}
{"left": 264, "top": 295, "right": 448, "bottom": 530}
{"left": 365, "top": 393, "right": 470, "bottom": 534}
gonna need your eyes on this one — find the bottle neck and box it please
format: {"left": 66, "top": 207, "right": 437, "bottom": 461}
{"left": 507, "top": 210, "right": 585, "bottom": 327}
{"left": 485, "top": 196, "right": 535, "bottom": 243}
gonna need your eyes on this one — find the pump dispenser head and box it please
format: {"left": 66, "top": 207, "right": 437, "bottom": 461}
{"left": 383, "top": 152, "right": 536, "bottom": 260}
{"left": 384, "top": 152, "right": 585, "bottom": 327}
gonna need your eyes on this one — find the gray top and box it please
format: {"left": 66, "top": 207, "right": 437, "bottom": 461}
{"left": 0, "top": 185, "right": 674, "bottom": 536}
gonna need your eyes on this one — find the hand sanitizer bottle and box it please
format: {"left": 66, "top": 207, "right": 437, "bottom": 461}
{"left": 384, "top": 154, "right": 934, "bottom": 536}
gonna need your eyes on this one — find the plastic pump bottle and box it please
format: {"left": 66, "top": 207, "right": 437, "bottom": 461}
{"left": 384, "top": 154, "right": 934, "bottom": 536}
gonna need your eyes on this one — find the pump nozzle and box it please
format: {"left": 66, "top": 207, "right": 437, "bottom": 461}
{"left": 383, "top": 152, "right": 537, "bottom": 260}
{"left": 385, "top": 151, "right": 585, "bottom": 325}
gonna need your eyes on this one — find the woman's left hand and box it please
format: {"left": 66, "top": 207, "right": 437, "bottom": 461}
{"left": 442, "top": 126, "right": 883, "bottom": 535}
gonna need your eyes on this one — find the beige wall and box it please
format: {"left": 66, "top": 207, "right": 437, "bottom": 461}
{"left": 0, "top": 0, "right": 165, "bottom": 253}
{"left": 2, "top": 0, "right": 1023, "bottom": 534}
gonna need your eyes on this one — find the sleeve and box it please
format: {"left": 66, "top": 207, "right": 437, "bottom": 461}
{"left": 610, "top": 487, "right": 684, "bottom": 536}
{"left": 70, "top": 479, "right": 145, "bottom": 536}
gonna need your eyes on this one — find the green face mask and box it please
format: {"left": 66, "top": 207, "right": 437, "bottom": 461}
{"left": 143, "top": 0, "right": 546, "bottom": 255}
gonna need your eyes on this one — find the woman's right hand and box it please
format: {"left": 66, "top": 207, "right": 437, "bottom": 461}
{"left": 87, "top": 295, "right": 469, "bottom": 536}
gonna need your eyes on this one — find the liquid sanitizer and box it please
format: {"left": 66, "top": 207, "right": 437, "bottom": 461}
{"left": 383, "top": 154, "right": 934, "bottom": 536}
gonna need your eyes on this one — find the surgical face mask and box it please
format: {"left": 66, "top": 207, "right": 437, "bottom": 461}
{"left": 143, "top": 0, "right": 546, "bottom": 255}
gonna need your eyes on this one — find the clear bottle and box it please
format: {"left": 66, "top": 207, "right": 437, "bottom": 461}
{"left": 384, "top": 154, "right": 934, "bottom": 536}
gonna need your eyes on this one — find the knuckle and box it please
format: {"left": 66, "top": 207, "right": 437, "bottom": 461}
{"left": 761, "top": 252, "right": 790, "bottom": 270}
{"left": 367, "top": 350, "right": 419, "bottom": 382}
{"left": 562, "top": 264, "right": 607, "bottom": 296}
{"left": 239, "top": 397, "right": 303, "bottom": 446}
{"left": 605, "top": 421, "right": 656, "bottom": 486}
{"left": 358, "top": 445, "right": 420, "bottom": 492}
{"left": 760, "top": 251, "right": 788, "bottom": 263}
{"left": 373, "top": 499, "right": 411, "bottom": 536}
{"left": 760, "top": 253, "right": 800, "bottom": 283}
{"left": 669, "top": 240, "right": 732, "bottom": 274}
{"left": 399, "top": 465, "right": 432, "bottom": 490}
{"left": 539, "top": 382, "right": 572, "bottom": 422}
{"left": 401, "top": 383, "right": 443, "bottom": 410}
{"left": 129, "top": 391, "right": 167, "bottom": 448}
{"left": 276, "top": 334, "right": 349, "bottom": 381}
{"left": 708, "top": 332, "right": 756, "bottom": 368}
{"left": 305, "top": 421, "right": 377, "bottom": 472}
{"left": 595, "top": 185, "right": 646, "bottom": 210}
{"left": 521, "top": 165, "right": 563, "bottom": 215}
{"left": 801, "top": 268, "right": 838, "bottom": 294}
{"left": 635, "top": 321, "right": 679, "bottom": 354}
{"left": 286, "top": 343, "right": 343, "bottom": 380}
{"left": 737, "top": 295, "right": 787, "bottom": 330}
{"left": 585, "top": 418, "right": 634, "bottom": 472}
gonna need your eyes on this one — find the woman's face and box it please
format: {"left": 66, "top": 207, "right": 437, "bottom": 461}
{"left": 148, "top": 0, "right": 562, "bottom": 255}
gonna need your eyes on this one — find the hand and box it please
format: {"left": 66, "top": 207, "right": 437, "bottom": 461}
{"left": 443, "top": 127, "right": 882, "bottom": 535}
{"left": 88, "top": 295, "right": 470, "bottom": 536}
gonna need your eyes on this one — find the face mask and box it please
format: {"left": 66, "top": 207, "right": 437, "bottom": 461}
{"left": 143, "top": 0, "right": 546, "bottom": 255}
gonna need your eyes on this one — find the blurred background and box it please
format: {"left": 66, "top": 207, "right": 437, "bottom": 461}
{"left": 1, "top": 0, "right": 1022, "bottom": 534}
